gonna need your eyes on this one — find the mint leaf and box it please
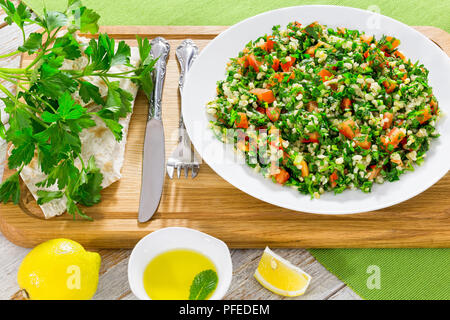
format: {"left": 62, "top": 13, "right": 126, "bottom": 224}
{"left": 189, "top": 269, "right": 218, "bottom": 300}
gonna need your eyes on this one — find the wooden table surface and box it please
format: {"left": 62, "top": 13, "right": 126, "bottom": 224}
{"left": 0, "top": 3, "right": 363, "bottom": 300}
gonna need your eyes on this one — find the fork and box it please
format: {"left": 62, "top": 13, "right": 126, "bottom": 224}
{"left": 166, "top": 39, "right": 200, "bottom": 179}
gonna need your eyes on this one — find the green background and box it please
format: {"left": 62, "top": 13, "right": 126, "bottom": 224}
{"left": 23, "top": 0, "right": 450, "bottom": 300}
{"left": 25, "top": 0, "right": 450, "bottom": 32}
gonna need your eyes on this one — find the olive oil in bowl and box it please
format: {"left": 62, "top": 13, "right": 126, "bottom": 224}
{"left": 143, "top": 249, "right": 217, "bottom": 300}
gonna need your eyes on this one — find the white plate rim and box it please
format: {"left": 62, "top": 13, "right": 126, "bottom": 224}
{"left": 182, "top": 5, "right": 450, "bottom": 215}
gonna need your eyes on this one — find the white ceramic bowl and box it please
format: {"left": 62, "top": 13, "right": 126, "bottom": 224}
{"left": 128, "top": 227, "right": 233, "bottom": 300}
{"left": 183, "top": 5, "right": 450, "bottom": 214}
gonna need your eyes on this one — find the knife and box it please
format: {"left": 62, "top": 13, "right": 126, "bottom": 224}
{"left": 138, "top": 37, "right": 170, "bottom": 223}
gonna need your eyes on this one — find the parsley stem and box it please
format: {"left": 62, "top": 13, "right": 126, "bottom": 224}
{"left": 0, "top": 82, "right": 16, "bottom": 100}
{"left": 0, "top": 50, "right": 20, "bottom": 59}
{"left": 0, "top": 67, "right": 29, "bottom": 74}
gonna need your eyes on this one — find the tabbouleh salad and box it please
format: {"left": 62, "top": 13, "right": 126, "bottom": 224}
{"left": 206, "top": 21, "right": 441, "bottom": 198}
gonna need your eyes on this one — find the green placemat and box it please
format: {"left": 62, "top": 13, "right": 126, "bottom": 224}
{"left": 23, "top": 0, "right": 450, "bottom": 300}
{"left": 24, "top": 0, "right": 449, "bottom": 32}
{"left": 310, "top": 249, "right": 450, "bottom": 300}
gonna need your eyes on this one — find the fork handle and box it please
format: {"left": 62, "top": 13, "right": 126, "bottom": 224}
{"left": 176, "top": 39, "right": 199, "bottom": 129}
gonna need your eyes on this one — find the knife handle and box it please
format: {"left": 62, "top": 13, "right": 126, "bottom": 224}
{"left": 149, "top": 37, "right": 170, "bottom": 121}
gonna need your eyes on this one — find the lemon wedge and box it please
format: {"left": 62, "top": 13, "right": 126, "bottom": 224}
{"left": 254, "top": 247, "right": 312, "bottom": 297}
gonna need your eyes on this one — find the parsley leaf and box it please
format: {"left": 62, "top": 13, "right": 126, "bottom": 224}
{"left": 0, "top": 0, "right": 156, "bottom": 219}
{"left": 8, "top": 128, "right": 35, "bottom": 169}
{"left": 43, "top": 10, "right": 68, "bottom": 31}
{"left": 18, "top": 32, "right": 42, "bottom": 54}
{"left": 0, "top": 0, "right": 31, "bottom": 31}
{"left": 0, "top": 171, "right": 21, "bottom": 204}
{"left": 72, "top": 156, "right": 103, "bottom": 206}
{"left": 37, "top": 190, "right": 64, "bottom": 205}
{"left": 79, "top": 81, "right": 104, "bottom": 105}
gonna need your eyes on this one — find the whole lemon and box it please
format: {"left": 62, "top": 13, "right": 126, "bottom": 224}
{"left": 17, "top": 239, "right": 101, "bottom": 300}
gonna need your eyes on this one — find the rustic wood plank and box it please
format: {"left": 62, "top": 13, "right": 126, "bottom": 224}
{"left": 224, "top": 249, "right": 358, "bottom": 300}
{"left": 327, "top": 286, "right": 363, "bottom": 300}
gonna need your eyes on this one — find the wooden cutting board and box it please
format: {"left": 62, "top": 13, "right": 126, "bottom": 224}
{"left": 1, "top": 26, "right": 449, "bottom": 249}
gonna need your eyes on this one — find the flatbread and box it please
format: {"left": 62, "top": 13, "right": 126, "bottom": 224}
{"left": 16, "top": 36, "right": 140, "bottom": 218}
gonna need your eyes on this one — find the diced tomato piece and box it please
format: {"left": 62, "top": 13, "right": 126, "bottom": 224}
{"left": 391, "top": 156, "right": 403, "bottom": 166}
{"left": 307, "top": 101, "right": 319, "bottom": 112}
{"left": 400, "top": 136, "right": 408, "bottom": 148}
{"left": 266, "top": 106, "right": 281, "bottom": 122}
{"left": 237, "top": 55, "right": 249, "bottom": 68}
{"left": 299, "top": 160, "right": 309, "bottom": 177}
{"left": 355, "top": 133, "right": 371, "bottom": 150}
{"left": 340, "top": 98, "right": 352, "bottom": 110}
{"left": 330, "top": 170, "right": 338, "bottom": 188}
{"left": 302, "top": 131, "right": 320, "bottom": 143}
{"left": 383, "top": 80, "right": 397, "bottom": 94}
{"left": 382, "top": 112, "right": 394, "bottom": 130}
{"left": 235, "top": 112, "right": 248, "bottom": 129}
{"left": 401, "top": 73, "right": 408, "bottom": 81}
{"left": 266, "top": 36, "right": 275, "bottom": 51}
{"left": 248, "top": 54, "right": 262, "bottom": 72}
{"left": 305, "top": 41, "right": 323, "bottom": 55}
{"left": 360, "top": 34, "right": 373, "bottom": 44}
{"left": 250, "top": 88, "right": 275, "bottom": 103}
{"left": 318, "top": 69, "right": 333, "bottom": 82}
{"left": 280, "top": 56, "right": 296, "bottom": 72}
{"left": 387, "top": 36, "right": 400, "bottom": 49}
{"left": 364, "top": 50, "right": 369, "bottom": 59}
{"left": 430, "top": 98, "right": 438, "bottom": 114}
{"left": 256, "top": 106, "right": 265, "bottom": 114}
{"left": 271, "top": 72, "right": 294, "bottom": 86}
{"left": 274, "top": 168, "right": 290, "bottom": 185}
{"left": 288, "top": 72, "right": 295, "bottom": 81}
{"left": 337, "top": 27, "right": 346, "bottom": 35}
{"left": 416, "top": 107, "right": 432, "bottom": 124}
{"left": 272, "top": 58, "right": 280, "bottom": 71}
{"left": 381, "top": 127, "right": 405, "bottom": 151}
{"left": 368, "top": 165, "right": 381, "bottom": 181}
{"left": 393, "top": 50, "right": 406, "bottom": 61}
{"left": 338, "top": 119, "right": 357, "bottom": 140}
{"left": 293, "top": 21, "right": 302, "bottom": 28}
{"left": 380, "top": 36, "right": 400, "bottom": 52}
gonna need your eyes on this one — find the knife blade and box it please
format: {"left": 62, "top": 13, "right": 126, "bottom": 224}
{"left": 138, "top": 37, "right": 170, "bottom": 223}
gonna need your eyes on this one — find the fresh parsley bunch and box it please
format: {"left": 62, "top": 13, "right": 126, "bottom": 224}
{"left": 0, "top": 0, "right": 156, "bottom": 219}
